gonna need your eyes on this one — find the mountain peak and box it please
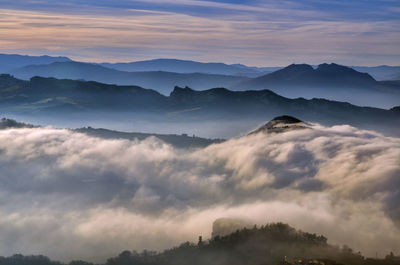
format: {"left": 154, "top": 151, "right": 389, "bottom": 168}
{"left": 316, "top": 63, "right": 375, "bottom": 78}
{"left": 170, "top": 86, "right": 195, "bottom": 97}
{"left": 317, "top": 63, "right": 356, "bottom": 73}
{"left": 255, "top": 64, "right": 313, "bottom": 81}
{"left": 271, "top": 115, "right": 303, "bottom": 123}
{"left": 286, "top": 63, "right": 314, "bottom": 71}
{"left": 277, "top": 64, "right": 314, "bottom": 75}
{"left": 249, "top": 115, "right": 309, "bottom": 135}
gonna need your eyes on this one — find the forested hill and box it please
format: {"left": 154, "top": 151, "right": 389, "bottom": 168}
{"left": 1, "top": 223, "right": 399, "bottom": 265}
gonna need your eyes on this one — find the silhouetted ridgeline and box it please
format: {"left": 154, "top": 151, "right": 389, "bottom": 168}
{"left": 1, "top": 223, "right": 399, "bottom": 265}
{"left": 5, "top": 61, "right": 400, "bottom": 107}
{"left": 7, "top": 62, "right": 247, "bottom": 95}
{"left": 1, "top": 74, "right": 399, "bottom": 136}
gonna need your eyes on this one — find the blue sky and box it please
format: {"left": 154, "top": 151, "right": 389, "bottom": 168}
{"left": 0, "top": 0, "right": 399, "bottom": 65}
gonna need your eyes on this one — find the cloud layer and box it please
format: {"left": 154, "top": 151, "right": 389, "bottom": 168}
{"left": 0, "top": 124, "right": 399, "bottom": 261}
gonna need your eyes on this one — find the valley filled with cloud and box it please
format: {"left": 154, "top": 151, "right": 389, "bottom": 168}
{"left": 0, "top": 123, "right": 399, "bottom": 261}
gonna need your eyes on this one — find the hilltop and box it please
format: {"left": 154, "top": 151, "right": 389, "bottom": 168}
{"left": 1, "top": 222, "right": 399, "bottom": 265}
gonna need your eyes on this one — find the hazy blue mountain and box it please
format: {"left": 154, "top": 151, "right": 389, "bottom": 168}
{"left": 168, "top": 86, "right": 399, "bottom": 133}
{"left": 0, "top": 74, "right": 167, "bottom": 112}
{"left": 9, "top": 61, "right": 248, "bottom": 95}
{"left": 235, "top": 63, "right": 377, "bottom": 89}
{"left": 352, "top": 65, "right": 400, "bottom": 81}
{"left": 232, "top": 63, "right": 400, "bottom": 108}
{"left": 100, "top": 58, "right": 279, "bottom": 77}
{"left": 7, "top": 58, "right": 400, "bottom": 107}
{"left": 1, "top": 75, "right": 399, "bottom": 136}
{"left": 0, "top": 53, "right": 71, "bottom": 73}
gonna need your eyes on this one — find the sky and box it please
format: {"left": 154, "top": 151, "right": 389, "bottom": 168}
{"left": 0, "top": 0, "right": 399, "bottom": 66}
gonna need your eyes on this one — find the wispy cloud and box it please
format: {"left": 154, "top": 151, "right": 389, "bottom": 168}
{"left": 1, "top": 4, "right": 399, "bottom": 65}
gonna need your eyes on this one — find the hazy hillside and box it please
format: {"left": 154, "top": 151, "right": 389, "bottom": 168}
{"left": 1, "top": 75, "right": 399, "bottom": 136}
{"left": 0, "top": 53, "right": 71, "bottom": 73}
{"left": 100, "top": 58, "right": 279, "bottom": 77}
{"left": 7, "top": 59, "right": 400, "bottom": 107}
{"left": 353, "top": 65, "right": 400, "bottom": 81}
{"left": 232, "top": 63, "right": 400, "bottom": 108}
{"left": 8, "top": 62, "right": 248, "bottom": 95}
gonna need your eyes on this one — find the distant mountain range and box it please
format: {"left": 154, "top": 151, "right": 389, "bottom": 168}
{"left": 0, "top": 53, "right": 71, "bottom": 74}
{"left": 0, "top": 117, "right": 220, "bottom": 149}
{"left": 233, "top": 63, "right": 400, "bottom": 108}
{"left": 236, "top": 63, "right": 376, "bottom": 89}
{"left": 1, "top": 54, "right": 399, "bottom": 108}
{"left": 1, "top": 74, "right": 399, "bottom": 136}
{"left": 8, "top": 61, "right": 247, "bottom": 95}
{"left": 1, "top": 53, "right": 400, "bottom": 80}
{"left": 353, "top": 65, "right": 400, "bottom": 81}
{"left": 6, "top": 61, "right": 400, "bottom": 108}
{"left": 100, "top": 58, "right": 280, "bottom": 77}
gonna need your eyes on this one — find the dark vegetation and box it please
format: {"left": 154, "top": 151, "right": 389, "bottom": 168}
{"left": 249, "top": 115, "right": 308, "bottom": 134}
{"left": 1, "top": 223, "right": 399, "bottom": 265}
{"left": 0, "top": 117, "right": 36, "bottom": 129}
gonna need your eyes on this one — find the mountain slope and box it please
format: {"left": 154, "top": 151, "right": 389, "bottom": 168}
{"left": 352, "top": 65, "right": 400, "bottom": 81}
{"left": 1, "top": 75, "right": 399, "bottom": 136}
{"left": 9, "top": 62, "right": 248, "bottom": 95}
{"left": 233, "top": 63, "right": 400, "bottom": 108}
{"left": 100, "top": 58, "right": 279, "bottom": 77}
{"left": 0, "top": 53, "right": 71, "bottom": 73}
{"left": 235, "top": 63, "right": 377, "bottom": 89}
{"left": 249, "top": 115, "right": 309, "bottom": 134}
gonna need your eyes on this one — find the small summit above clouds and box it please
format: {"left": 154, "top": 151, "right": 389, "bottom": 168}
{"left": 249, "top": 115, "right": 310, "bottom": 135}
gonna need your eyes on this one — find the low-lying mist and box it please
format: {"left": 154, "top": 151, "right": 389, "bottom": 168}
{"left": 0, "top": 123, "right": 399, "bottom": 262}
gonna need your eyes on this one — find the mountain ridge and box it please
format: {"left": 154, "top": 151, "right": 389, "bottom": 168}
{"left": 232, "top": 63, "right": 399, "bottom": 108}
{"left": 8, "top": 61, "right": 248, "bottom": 95}
{"left": 235, "top": 63, "right": 378, "bottom": 89}
{"left": 100, "top": 58, "right": 278, "bottom": 77}
{"left": 0, "top": 75, "right": 399, "bottom": 136}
